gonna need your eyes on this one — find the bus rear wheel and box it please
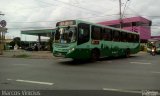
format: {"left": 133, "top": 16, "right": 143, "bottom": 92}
{"left": 91, "top": 49, "right": 100, "bottom": 61}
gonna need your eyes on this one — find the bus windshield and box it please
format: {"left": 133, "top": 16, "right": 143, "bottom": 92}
{"left": 55, "top": 27, "right": 77, "bottom": 43}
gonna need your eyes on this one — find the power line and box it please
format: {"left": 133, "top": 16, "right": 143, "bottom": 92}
{"left": 122, "top": 0, "right": 130, "bottom": 18}
{"left": 7, "top": 14, "right": 119, "bottom": 24}
{"left": 6, "top": 0, "right": 106, "bottom": 23}
{"left": 54, "top": 0, "right": 102, "bottom": 14}
{"left": 6, "top": 14, "right": 119, "bottom": 29}
{"left": 126, "top": 4, "right": 142, "bottom": 16}
{"left": 36, "top": 0, "right": 102, "bottom": 15}
{"left": 4, "top": 1, "right": 122, "bottom": 25}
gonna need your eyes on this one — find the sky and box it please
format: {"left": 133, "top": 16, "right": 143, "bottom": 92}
{"left": 1, "top": 0, "right": 160, "bottom": 41}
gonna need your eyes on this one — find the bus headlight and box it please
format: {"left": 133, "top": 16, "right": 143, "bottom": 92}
{"left": 68, "top": 48, "right": 75, "bottom": 53}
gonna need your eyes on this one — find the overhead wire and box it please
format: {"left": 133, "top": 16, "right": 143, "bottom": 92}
{"left": 122, "top": 0, "right": 130, "bottom": 18}
{"left": 6, "top": 0, "right": 121, "bottom": 25}
{"left": 6, "top": 13, "right": 119, "bottom": 30}
{"left": 52, "top": 0, "right": 102, "bottom": 15}
{"left": 7, "top": 14, "right": 119, "bottom": 24}
{"left": 7, "top": 0, "right": 160, "bottom": 31}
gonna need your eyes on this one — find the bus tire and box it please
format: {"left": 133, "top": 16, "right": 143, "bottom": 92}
{"left": 91, "top": 49, "right": 100, "bottom": 61}
{"left": 125, "top": 49, "right": 130, "bottom": 58}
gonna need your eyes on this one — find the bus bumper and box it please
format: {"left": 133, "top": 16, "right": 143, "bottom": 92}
{"left": 65, "top": 49, "right": 91, "bottom": 59}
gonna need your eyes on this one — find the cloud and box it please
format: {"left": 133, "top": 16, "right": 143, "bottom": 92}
{"left": 1, "top": 0, "right": 160, "bottom": 40}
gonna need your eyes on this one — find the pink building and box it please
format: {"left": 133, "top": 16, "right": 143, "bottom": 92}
{"left": 97, "top": 16, "right": 152, "bottom": 42}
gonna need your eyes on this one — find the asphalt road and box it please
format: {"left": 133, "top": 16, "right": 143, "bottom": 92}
{"left": 0, "top": 52, "right": 160, "bottom": 95}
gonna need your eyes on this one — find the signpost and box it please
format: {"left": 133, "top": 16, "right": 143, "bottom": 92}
{"left": 0, "top": 20, "right": 7, "bottom": 55}
{"left": 0, "top": 20, "right": 7, "bottom": 27}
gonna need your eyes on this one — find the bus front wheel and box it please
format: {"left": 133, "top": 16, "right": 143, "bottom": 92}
{"left": 125, "top": 49, "right": 130, "bottom": 58}
{"left": 91, "top": 49, "right": 100, "bottom": 61}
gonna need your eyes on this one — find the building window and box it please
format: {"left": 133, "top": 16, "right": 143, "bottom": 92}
{"left": 110, "top": 24, "right": 120, "bottom": 28}
{"left": 122, "top": 23, "right": 132, "bottom": 27}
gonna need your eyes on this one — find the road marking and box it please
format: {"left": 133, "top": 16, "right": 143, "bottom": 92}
{"left": 130, "top": 62, "right": 151, "bottom": 65}
{"left": 151, "top": 71, "right": 160, "bottom": 74}
{"left": 7, "top": 79, "right": 54, "bottom": 85}
{"left": 103, "top": 88, "right": 141, "bottom": 94}
{"left": 13, "top": 64, "right": 29, "bottom": 66}
{"left": 7, "top": 79, "right": 13, "bottom": 81}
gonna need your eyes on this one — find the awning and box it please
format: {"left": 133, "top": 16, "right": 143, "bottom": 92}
{"left": 21, "top": 29, "right": 56, "bottom": 37}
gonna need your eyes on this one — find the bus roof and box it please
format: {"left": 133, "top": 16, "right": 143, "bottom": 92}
{"left": 77, "top": 20, "right": 140, "bottom": 35}
{"left": 57, "top": 19, "right": 140, "bottom": 35}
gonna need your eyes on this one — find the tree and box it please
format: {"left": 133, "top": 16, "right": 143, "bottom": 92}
{"left": 13, "top": 37, "right": 21, "bottom": 47}
{"left": 9, "top": 41, "right": 15, "bottom": 49}
{"left": 47, "top": 36, "right": 54, "bottom": 52}
{"left": 9, "top": 37, "right": 21, "bottom": 49}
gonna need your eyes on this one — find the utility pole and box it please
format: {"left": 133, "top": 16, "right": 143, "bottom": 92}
{"left": 0, "top": 12, "right": 6, "bottom": 55}
{"left": 119, "top": 0, "right": 122, "bottom": 29}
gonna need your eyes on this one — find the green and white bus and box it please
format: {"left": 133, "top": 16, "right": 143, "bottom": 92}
{"left": 53, "top": 20, "right": 140, "bottom": 60}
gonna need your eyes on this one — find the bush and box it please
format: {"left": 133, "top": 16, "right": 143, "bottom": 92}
{"left": 13, "top": 54, "right": 30, "bottom": 58}
{"left": 140, "top": 45, "right": 145, "bottom": 51}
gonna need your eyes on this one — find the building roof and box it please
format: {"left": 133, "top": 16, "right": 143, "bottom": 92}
{"left": 97, "top": 16, "right": 152, "bottom": 25}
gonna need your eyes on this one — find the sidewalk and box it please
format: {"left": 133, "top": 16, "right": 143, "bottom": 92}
{"left": 0, "top": 50, "right": 148, "bottom": 59}
{"left": 0, "top": 50, "right": 54, "bottom": 59}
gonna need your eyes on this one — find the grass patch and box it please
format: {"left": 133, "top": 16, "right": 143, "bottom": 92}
{"left": 13, "top": 54, "right": 30, "bottom": 58}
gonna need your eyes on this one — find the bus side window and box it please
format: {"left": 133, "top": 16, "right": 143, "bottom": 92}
{"left": 127, "top": 33, "right": 130, "bottom": 42}
{"left": 113, "top": 30, "right": 120, "bottom": 41}
{"left": 103, "top": 28, "right": 112, "bottom": 41}
{"left": 92, "top": 26, "right": 102, "bottom": 40}
{"left": 78, "top": 23, "right": 90, "bottom": 45}
{"left": 55, "top": 30, "right": 60, "bottom": 40}
{"left": 121, "top": 32, "right": 126, "bottom": 42}
{"left": 130, "top": 34, "right": 134, "bottom": 42}
{"left": 130, "top": 34, "right": 133, "bottom": 43}
{"left": 136, "top": 35, "right": 139, "bottom": 43}
{"left": 128, "top": 34, "right": 132, "bottom": 42}
{"left": 133, "top": 34, "right": 136, "bottom": 43}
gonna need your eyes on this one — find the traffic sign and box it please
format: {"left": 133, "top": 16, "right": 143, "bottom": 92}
{"left": 0, "top": 20, "right": 7, "bottom": 27}
{"left": 0, "top": 27, "right": 7, "bottom": 32}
